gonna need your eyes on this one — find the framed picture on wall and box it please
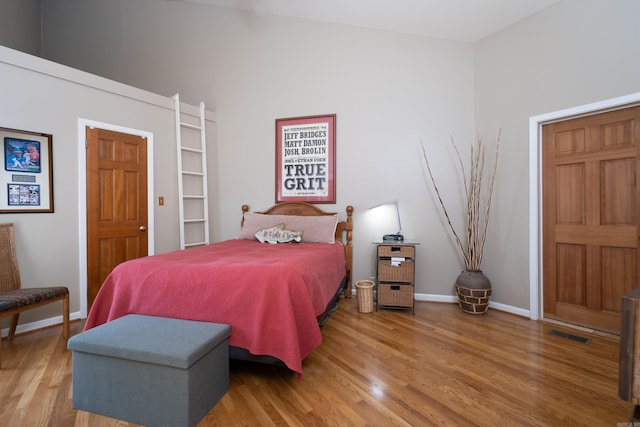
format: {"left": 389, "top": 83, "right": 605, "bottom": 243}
{"left": 275, "top": 114, "right": 336, "bottom": 204}
{"left": 0, "top": 127, "right": 54, "bottom": 213}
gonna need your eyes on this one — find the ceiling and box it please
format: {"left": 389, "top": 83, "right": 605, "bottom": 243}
{"left": 187, "top": 0, "right": 563, "bottom": 42}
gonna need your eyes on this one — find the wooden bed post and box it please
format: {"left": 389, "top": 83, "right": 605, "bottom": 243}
{"left": 344, "top": 205, "right": 353, "bottom": 297}
{"left": 241, "top": 205, "right": 249, "bottom": 227}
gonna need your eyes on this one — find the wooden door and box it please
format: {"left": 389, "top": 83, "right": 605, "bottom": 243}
{"left": 542, "top": 106, "right": 640, "bottom": 334}
{"left": 86, "top": 127, "right": 148, "bottom": 310}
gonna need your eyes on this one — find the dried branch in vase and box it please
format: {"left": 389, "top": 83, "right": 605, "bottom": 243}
{"left": 421, "top": 130, "right": 501, "bottom": 271}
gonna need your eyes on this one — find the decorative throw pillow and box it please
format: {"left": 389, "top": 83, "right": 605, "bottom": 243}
{"left": 254, "top": 224, "right": 303, "bottom": 244}
{"left": 239, "top": 213, "right": 338, "bottom": 243}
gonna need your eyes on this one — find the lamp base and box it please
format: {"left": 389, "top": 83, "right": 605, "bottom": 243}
{"left": 383, "top": 234, "right": 404, "bottom": 243}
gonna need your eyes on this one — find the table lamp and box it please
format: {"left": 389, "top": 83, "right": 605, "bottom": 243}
{"left": 369, "top": 200, "right": 404, "bottom": 242}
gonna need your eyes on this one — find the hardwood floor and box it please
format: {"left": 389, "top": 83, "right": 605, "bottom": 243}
{"left": 0, "top": 299, "right": 634, "bottom": 426}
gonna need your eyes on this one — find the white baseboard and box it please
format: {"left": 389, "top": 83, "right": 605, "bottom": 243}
{"left": 350, "top": 288, "right": 532, "bottom": 319}
{"left": 415, "top": 293, "right": 531, "bottom": 318}
{"left": 1, "top": 311, "right": 83, "bottom": 338}
{"left": 415, "top": 293, "right": 458, "bottom": 303}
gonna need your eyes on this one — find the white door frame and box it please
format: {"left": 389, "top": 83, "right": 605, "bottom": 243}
{"left": 77, "top": 118, "right": 155, "bottom": 318}
{"left": 529, "top": 92, "right": 640, "bottom": 320}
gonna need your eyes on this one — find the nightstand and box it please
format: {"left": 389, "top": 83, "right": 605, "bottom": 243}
{"left": 374, "top": 242, "right": 417, "bottom": 314}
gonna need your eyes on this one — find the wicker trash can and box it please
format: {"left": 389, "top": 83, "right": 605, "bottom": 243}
{"left": 355, "top": 280, "right": 375, "bottom": 313}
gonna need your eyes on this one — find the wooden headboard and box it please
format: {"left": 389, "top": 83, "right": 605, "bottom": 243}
{"left": 241, "top": 201, "right": 353, "bottom": 297}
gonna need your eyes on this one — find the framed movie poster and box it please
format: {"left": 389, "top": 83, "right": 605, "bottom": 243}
{"left": 1, "top": 127, "right": 54, "bottom": 213}
{"left": 275, "top": 114, "right": 336, "bottom": 203}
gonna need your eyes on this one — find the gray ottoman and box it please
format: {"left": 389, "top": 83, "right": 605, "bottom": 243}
{"left": 68, "top": 314, "right": 231, "bottom": 427}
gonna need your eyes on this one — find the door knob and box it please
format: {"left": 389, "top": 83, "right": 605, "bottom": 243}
{"left": 139, "top": 226, "right": 147, "bottom": 232}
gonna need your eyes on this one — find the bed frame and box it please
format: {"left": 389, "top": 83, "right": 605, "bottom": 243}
{"left": 241, "top": 201, "right": 353, "bottom": 297}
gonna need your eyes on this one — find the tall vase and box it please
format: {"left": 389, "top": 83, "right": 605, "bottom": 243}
{"left": 455, "top": 269, "right": 492, "bottom": 314}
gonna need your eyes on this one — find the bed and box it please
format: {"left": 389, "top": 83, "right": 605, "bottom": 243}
{"left": 84, "top": 202, "right": 353, "bottom": 375}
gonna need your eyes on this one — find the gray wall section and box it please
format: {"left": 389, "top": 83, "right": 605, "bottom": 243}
{"left": 37, "top": 0, "right": 476, "bottom": 305}
{"left": 0, "top": 0, "right": 41, "bottom": 56}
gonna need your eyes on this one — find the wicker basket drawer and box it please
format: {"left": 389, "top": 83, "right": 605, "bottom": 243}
{"left": 378, "top": 284, "right": 413, "bottom": 307}
{"left": 378, "top": 245, "right": 415, "bottom": 258}
{"left": 378, "top": 259, "right": 414, "bottom": 283}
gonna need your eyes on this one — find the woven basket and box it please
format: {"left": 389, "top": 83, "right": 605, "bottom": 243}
{"left": 355, "top": 280, "right": 375, "bottom": 313}
{"left": 378, "top": 284, "right": 413, "bottom": 307}
{"left": 377, "top": 260, "right": 414, "bottom": 282}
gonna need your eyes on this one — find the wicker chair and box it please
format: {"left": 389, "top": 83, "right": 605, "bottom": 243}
{"left": 0, "top": 223, "right": 69, "bottom": 368}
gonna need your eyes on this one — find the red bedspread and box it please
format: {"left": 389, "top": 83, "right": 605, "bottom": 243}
{"left": 84, "top": 239, "right": 347, "bottom": 375}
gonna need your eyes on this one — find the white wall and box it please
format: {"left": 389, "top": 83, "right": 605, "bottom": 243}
{"left": 474, "top": 0, "right": 640, "bottom": 310}
{"left": 38, "top": 0, "right": 476, "bottom": 302}
{"left": 0, "top": 46, "right": 214, "bottom": 329}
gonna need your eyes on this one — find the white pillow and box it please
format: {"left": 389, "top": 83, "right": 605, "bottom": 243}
{"left": 254, "top": 224, "right": 303, "bottom": 244}
{"left": 239, "top": 213, "right": 338, "bottom": 243}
